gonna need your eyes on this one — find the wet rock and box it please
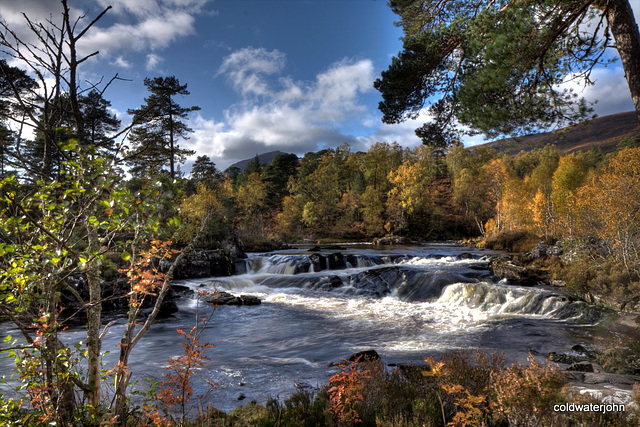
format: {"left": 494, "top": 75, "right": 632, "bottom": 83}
{"left": 571, "top": 344, "right": 598, "bottom": 360}
{"left": 140, "top": 297, "right": 179, "bottom": 319}
{"left": 373, "top": 236, "right": 407, "bottom": 245}
{"left": 238, "top": 295, "right": 261, "bottom": 306}
{"left": 350, "top": 267, "right": 401, "bottom": 297}
{"left": 348, "top": 349, "right": 380, "bottom": 362}
{"left": 490, "top": 258, "right": 545, "bottom": 287}
{"left": 238, "top": 394, "right": 246, "bottom": 401}
{"left": 61, "top": 275, "right": 158, "bottom": 325}
{"left": 171, "top": 284, "right": 191, "bottom": 296}
{"left": 345, "top": 254, "right": 359, "bottom": 267}
{"left": 329, "top": 276, "right": 343, "bottom": 288}
{"left": 468, "top": 264, "right": 490, "bottom": 271}
{"left": 205, "top": 292, "right": 261, "bottom": 306}
{"left": 457, "top": 252, "right": 474, "bottom": 260}
{"left": 567, "top": 362, "right": 595, "bottom": 372}
{"left": 327, "top": 252, "right": 346, "bottom": 270}
{"left": 572, "top": 344, "right": 588, "bottom": 353}
{"left": 163, "top": 245, "right": 244, "bottom": 280}
{"left": 548, "top": 352, "right": 585, "bottom": 365}
{"left": 309, "top": 253, "right": 327, "bottom": 272}
{"left": 396, "top": 270, "right": 480, "bottom": 302}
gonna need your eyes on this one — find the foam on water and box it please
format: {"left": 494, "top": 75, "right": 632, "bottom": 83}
{"left": 0, "top": 245, "right": 605, "bottom": 412}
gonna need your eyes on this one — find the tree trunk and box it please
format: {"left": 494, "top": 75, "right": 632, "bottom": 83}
{"left": 169, "top": 97, "right": 175, "bottom": 180}
{"left": 607, "top": 0, "right": 640, "bottom": 123}
{"left": 85, "top": 226, "right": 103, "bottom": 424}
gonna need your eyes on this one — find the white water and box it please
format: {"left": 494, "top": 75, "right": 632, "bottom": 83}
{"left": 0, "top": 244, "right": 600, "bottom": 412}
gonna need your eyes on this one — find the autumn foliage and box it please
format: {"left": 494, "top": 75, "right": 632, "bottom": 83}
{"left": 328, "top": 358, "right": 371, "bottom": 424}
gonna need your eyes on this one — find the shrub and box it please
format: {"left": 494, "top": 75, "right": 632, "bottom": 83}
{"left": 484, "top": 230, "right": 539, "bottom": 252}
{"left": 265, "top": 390, "right": 332, "bottom": 427}
{"left": 490, "top": 354, "right": 566, "bottom": 426}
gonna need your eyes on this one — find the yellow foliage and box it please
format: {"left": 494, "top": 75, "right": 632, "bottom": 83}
{"left": 388, "top": 160, "right": 429, "bottom": 215}
{"left": 179, "top": 183, "right": 222, "bottom": 223}
{"left": 276, "top": 195, "right": 302, "bottom": 238}
{"left": 577, "top": 148, "right": 640, "bottom": 263}
{"left": 235, "top": 172, "right": 267, "bottom": 216}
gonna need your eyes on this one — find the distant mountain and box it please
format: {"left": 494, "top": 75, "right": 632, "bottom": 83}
{"left": 476, "top": 111, "right": 640, "bottom": 155}
{"left": 226, "top": 150, "right": 291, "bottom": 172}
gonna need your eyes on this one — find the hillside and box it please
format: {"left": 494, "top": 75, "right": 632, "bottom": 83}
{"left": 225, "top": 150, "right": 289, "bottom": 172}
{"left": 477, "top": 111, "right": 640, "bottom": 154}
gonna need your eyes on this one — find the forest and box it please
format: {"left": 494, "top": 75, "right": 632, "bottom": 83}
{"left": 1, "top": 0, "right": 640, "bottom": 425}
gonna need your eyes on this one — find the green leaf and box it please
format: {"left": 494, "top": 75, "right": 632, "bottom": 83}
{"left": 88, "top": 216, "right": 99, "bottom": 226}
{"left": 121, "top": 251, "right": 131, "bottom": 261}
{"left": 60, "top": 139, "right": 77, "bottom": 151}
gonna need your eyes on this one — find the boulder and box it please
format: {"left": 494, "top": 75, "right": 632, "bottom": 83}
{"left": 567, "top": 362, "right": 595, "bottom": 372}
{"left": 60, "top": 273, "right": 183, "bottom": 325}
{"left": 373, "top": 236, "right": 407, "bottom": 245}
{"left": 548, "top": 352, "right": 585, "bottom": 365}
{"left": 205, "top": 292, "right": 261, "bottom": 306}
{"left": 165, "top": 247, "right": 242, "bottom": 280}
{"left": 348, "top": 349, "right": 380, "bottom": 362}
{"left": 237, "top": 295, "right": 262, "bottom": 306}
{"left": 327, "top": 252, "right": 346, "bottom": 270}
{"left": 490, "top": 258, "right": 545, "bottom": 287}
{"left": 530, "top": 243, "right": 549, "bottom": 259}
{"left": 309, "top": 253, "right": 327, "bottom": 272}
{"left": 457, "top": 252, "right": 475, "bottom": 260}
{"left": 350, "top": 266, "right": 401, "bottom": 297}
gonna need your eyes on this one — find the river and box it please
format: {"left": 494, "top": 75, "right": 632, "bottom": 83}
{"left": 0, "top": 243, "right": 602, "bottom": 413}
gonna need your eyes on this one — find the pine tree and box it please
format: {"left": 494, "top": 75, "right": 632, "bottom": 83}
{"left": 190, "top": 155, "right": 222, "bottom": 186}
{"left": 375, "top": 0, "right": 640, "bottom": 141}
{"left": 127, "top": 76, "right": 199, "bottom": 179}
{"left": 80, "top": 90, "right": 120, "bottom": 155}
{"left": 0, "top": 59, "right": 38, "bottom": 177}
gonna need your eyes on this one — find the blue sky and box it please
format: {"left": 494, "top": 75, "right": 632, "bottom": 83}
{"left": 1, "top": 0, "right": 638, "bottom": 171}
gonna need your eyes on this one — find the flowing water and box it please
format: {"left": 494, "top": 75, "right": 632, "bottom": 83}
{"left": 0, "top": 244, "right": 602, "bottom": 412}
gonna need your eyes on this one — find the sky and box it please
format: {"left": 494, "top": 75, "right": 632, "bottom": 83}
{"left": 0, "top": 0, "right": 638, "bottom": 171}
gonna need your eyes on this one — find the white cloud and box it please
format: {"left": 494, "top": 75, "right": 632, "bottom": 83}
{"left": 112, "top": 56, "right": 132, "bottom": 69}
{"left": 217, "top": 47, "right": 287, "bottom": 97}
{"left": 311, "top": 59, "right": 374, "bottom": 121}
{"left": 145, "top": 53, "right": 164, "bottom": 71}
{"left": 190, "top": 50, "right": 379, "bottom": 168}
{"left": 79, "top": 12, "right": 197, "bottom": 56}
{"left": 562, "top": 66, "right": 634, "bottom": 117}
{"left": 0, "top": 0, "right": 210, "bottom": 68}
